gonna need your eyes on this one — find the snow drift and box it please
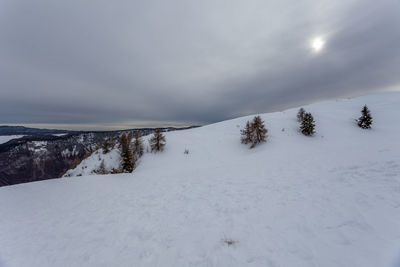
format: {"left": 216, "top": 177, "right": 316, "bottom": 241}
{"left": 0, "top": 92, "right": 399, "bottom": 267}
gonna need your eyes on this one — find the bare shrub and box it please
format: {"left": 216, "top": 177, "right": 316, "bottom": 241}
{"left": 222, "top": 237, "right": 238, "bottom": 247}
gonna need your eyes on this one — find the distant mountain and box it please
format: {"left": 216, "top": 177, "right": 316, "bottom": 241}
{"left": 0, "top": 126, "right": 74, "bottom": 135}
{"left": 0, "top": 125, "right": 199, "bottom": 135}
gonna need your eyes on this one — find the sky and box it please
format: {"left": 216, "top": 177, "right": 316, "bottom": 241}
{"left": 1, "top": 0, "right": 400, "bottom": 130}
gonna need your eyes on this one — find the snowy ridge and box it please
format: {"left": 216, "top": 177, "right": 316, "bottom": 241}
{"left": 63, "top": 135, "right": 153, "bottom": 177}
{"left": 0, "top": 92, "right": 399, "bottom": 267}
{"left": 0, "top": 135, "right": 24, "bottom": 144}
{"left": 63, "top": 148, "right": 121, "bottom": 177}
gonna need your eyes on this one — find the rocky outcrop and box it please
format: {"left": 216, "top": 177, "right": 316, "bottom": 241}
{"left": 0, "top": 133, "right": 103, "bottom": 186}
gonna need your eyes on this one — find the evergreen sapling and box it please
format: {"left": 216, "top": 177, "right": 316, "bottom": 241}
{"left": 357, "top": 105, "right": 373, "bottom": 129}
{"left": 150, "top": 129, "right": 166, "bottom": 152}
{"left": 119, "top": 133, "right": 134, "bottom": 173}
{"left": 300, "top": 112, "right": 315, "bottom": 136}
{"left": 297, "top": 108, "right": 305, "bottom": 122}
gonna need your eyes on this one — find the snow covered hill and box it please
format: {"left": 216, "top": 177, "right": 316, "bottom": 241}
{"left": 0, "top": 92, "right": 400, "bottom": 267}
{"left": 0, "top": 135, "right": 24, "bottom": 144}
{"left": 62, "top": 148, "right": 121, "bottom": 177}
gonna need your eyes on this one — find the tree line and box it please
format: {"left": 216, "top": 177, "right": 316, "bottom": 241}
{"left": 100, "top": 129, "right": 166, "bottom": 173}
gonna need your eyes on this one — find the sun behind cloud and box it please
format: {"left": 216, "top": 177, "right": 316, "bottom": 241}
{"left": 310, "top": 37, "right": 326, "bottom": 53}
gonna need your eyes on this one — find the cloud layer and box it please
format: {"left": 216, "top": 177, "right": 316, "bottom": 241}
{"left": 1, "top": 0, "right": 399, "bottom": 128}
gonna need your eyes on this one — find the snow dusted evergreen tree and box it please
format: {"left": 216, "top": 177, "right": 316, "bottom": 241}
{"left": 119, "top": 133, "right": 134, "bottom": 172}
{"left": 127, "top": 132, "right": 133, "bottom": 148}
{"left": 251, "top": 116, "right": 268, "bottom": 148}
{"left": 300, "top": 112, "right": 315, "bottom": 136}
{"left": 102, "top": 139, "right": 110, "bottom": 154}
{"left": 110, "top": 136, "right": 116, "bottom": 148}
{"left": 297, "top": 108, "right": 305, "bottom": 122}
{"left": 240, "top": 121, "right": 253, "bottom": 145}
{"left": 357, "top": 105, "right": 373, "bottom": 129}
{"left": 241, "top": 116, "right": 268, "bottom": 149}
{"left": 132, "top": 132, "right": 144, "bottom": 160}
{"left": 150, "top": 128, "right": 166, "bottom": 152}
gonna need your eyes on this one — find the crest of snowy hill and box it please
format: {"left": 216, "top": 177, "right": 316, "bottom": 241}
{"left": 63, "top": 148, "right": 121, "bottom": 177}
{"left": 62, "top": 135, "right": 154, "bottom": 177}
{"left": 0, "top": 92, "right": 400, "bottom": 267}
{"left": 0, "top": 135, "right": 24, "bottom": 144}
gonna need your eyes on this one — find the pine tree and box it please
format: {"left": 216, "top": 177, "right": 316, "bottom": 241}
{"left": 127, "top": 132, "right": 133, "bottom": 145}
{"left": 119, "top": 133, "right": 134, "bottom": 172}
{"left": 240, "top": 116, "right": 268, "bottom": 149}
{"left": 132, "top": 132, "right": 144, "bottom": 160}
{"left": 110, "top": 136, "right": 115, "bottom": 148}
{"left": 240, "top": 121, "right": 253, "bottom": 145}
{"left": 297, "top": 108, "right": 305, "bottom": 122}
{"left": 300, "top": 112, "right": 315, "bottom": 136}
{"left": 250, "top": 116, "right": 267, "bottom": 148}
{"left": 102, "top": 139, "right": 110, "bottom": 154}
{"left": 149, "top": 128, "right": 166, "bottom": 152}
{"left": 357, "top": 105, "right": 373, "bottom": 129}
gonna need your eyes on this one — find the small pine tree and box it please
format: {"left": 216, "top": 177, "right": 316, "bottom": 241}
{"left": 102, "top": 139, "right": 110, "bottom": 154}
{"left": 240, "top": 121, "right": 253, "bottom": 145}
{"left": 297, "top": 108, "right": 305, "bottom": 122}
{"left": 119, "top": 133, "right": 134, "bottom": 172}
{"left": 300, "top": 112, "right": 315, "bottom": 136}
{"left": 110, "top": 136, "right": 115, "bottom": 148}
{"left": 132, "top": 132, "right": 144, "bottom": 160}
{"left": 357, "top": 105, "right": 373, "bottom": 129}
{"left": 149, "top": 128, "right": 166, "bottom": 152}
{"left": 250, "top": 116, "right": 267, "bottom": 148}
{"left": 127, "top": 132, "right": 133, "bottom": 145}
{"left": 240, "top": 116, "right": 268, "bottom": 149}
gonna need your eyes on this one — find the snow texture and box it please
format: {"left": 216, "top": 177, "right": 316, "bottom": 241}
{"left": 0, "top": 92, "right": 400, "bottom": 267}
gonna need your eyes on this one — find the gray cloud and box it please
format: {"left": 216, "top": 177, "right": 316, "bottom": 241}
{"left": 1, "top": 0, "right": 399, "bottom": 128}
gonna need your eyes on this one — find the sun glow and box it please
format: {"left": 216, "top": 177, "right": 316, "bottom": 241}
{"left": 310, "top": 37, "right": 325, "bottom": 53}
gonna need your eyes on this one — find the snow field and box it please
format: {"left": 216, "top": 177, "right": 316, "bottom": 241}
{"left": 0, "top": 92, "right": 399, "bottom": 267}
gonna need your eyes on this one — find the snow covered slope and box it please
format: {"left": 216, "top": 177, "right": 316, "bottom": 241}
{"left": 62, "top": 137, "right": 152, "bottom": 177}
{"left": 0, "top": 135, "right": 24, "bottom": 144}
{"left": 63, "top": 148, "right": 121, "bottom": 177}
{"left": 0, "top": 92, "right": 400, "bottom": 267}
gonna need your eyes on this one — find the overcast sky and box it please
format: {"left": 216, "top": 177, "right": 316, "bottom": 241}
{"left": 1, "top": 0, "right": 400, "bottom": 130}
